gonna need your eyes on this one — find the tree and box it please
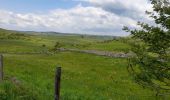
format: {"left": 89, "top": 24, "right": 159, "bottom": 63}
{"left": 54, "top": 42, "right": 62, "bottom": 49}
{"left": 123, "top": 0, "right": 170, "bottom": 95}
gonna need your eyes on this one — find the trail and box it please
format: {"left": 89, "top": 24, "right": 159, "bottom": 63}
{"left": 57, "top": 48, "right": 132, "bottom": 58}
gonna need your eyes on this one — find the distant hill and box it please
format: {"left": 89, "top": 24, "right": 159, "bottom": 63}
{"left": 18, "top": 30, "right": 120, "bottom": 40}
{"left": 0, "top": 28, "right": 30, "bottom": 40}
{"left": 0, "top": 28, "right": 119, "bottom": 40}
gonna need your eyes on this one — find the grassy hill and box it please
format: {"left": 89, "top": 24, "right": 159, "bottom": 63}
{"left": 0, "top": 28, "right": 30, "bottom": 40}
{"left": 0, "top": 28, "right": 168, "bottom": 100}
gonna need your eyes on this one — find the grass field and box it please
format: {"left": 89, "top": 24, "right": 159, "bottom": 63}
{"left": 0, "top": 29, "right": 169, "bottom": 100}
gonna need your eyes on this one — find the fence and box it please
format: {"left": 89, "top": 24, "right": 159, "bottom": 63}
{"left": 0, "top": 55, "right": 3, "bottom": 81}
{"left": 2, "top": 54, "right": 170, "bottom": 99}
{"left": 55, "top": 67, "right": 61, "bottom": 100}
{"left": 0, "top": 55, "right": 62, "bottom": 100}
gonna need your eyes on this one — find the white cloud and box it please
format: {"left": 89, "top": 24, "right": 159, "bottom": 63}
{"left": 76, "top": 0, "right": 153, "bottom": 20}
{"left": 78, "top": 0, "right": 152, "bottom": 12}
{"left": 0, "top": 5, "right": 139, "bottom": 36}
{"left": 0, "top": 0, "right": 153, "bottom": 36}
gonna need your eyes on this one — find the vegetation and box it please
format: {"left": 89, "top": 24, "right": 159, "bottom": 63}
{"left": 123, "top": 0, "right": 170, "bottom": 95}
{"left": 0, "top": 28, "right": 169, "bottom": 99}
{"left": 0, "top": 28, "right": 29, "bottom": 40}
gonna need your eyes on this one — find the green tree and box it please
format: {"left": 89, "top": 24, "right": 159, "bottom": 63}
{"left": 54, "top": 42, "right": 62, "bottom": 49}
{"left": 123, "top": 0, "right": 170, "bottom": 95}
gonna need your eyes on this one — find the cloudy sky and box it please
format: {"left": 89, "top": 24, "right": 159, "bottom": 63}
{"left": 0, "top": 0, "right": 153, "bottom": 36}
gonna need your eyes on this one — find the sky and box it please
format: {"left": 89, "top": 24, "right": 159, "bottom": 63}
{"left": 0, "top": 0, "right": 153, "bottom": 36}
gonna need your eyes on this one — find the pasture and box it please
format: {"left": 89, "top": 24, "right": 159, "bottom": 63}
{"left": 0, "top": 29, "right": 168, "bottom": 100}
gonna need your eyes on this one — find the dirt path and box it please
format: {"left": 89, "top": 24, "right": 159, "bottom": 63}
{"left": 57, "top": 48, "right": 132, "bottom": 58}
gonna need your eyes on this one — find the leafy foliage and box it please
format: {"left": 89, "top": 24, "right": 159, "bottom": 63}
{"left": 123, "top": 0, "right": 170, "bottom": 94}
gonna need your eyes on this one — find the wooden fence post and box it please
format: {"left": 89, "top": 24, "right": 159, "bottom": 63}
{"left": 55, "top": 67, "right": 61, "bottom": 100}
{"left": 0, "top": 55, "right": 3, "bottom": 81}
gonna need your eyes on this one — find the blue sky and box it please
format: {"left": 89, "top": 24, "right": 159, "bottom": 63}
{"left": 0, "top": 0, "right": 82, "bottom": 12}
{"left": 0, "top": 0, "right": 153, "bottom": 36}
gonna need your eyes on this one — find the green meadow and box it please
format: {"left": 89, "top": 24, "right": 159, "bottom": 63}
{"left": 0, "top": 28, "right": 169, "bottom": 100}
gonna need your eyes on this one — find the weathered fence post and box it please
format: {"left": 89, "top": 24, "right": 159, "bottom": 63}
{"left": 55, "top": 67, "right": 61, "bottom": 100}
{"left": 0, "top": 55, "right": 3, "bottom": 81}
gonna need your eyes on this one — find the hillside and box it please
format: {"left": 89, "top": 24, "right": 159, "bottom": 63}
{"left": 0, "top": 28, "right": 168, "bottom": 100}
{"left": 0, "top": 28, "right": 30, "bottom": 40}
